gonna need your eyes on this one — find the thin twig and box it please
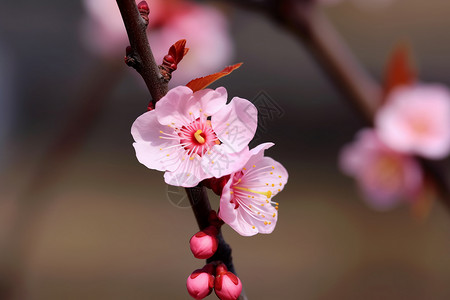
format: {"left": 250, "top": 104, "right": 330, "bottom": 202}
{"left": 116, "top": 0, "right": 167, "bottom": 103}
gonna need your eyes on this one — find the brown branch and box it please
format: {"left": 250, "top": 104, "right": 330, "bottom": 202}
{"left": 117, "top": 0, "right": 167, "bottom": 103}
{"left": 116, "top": 1, "right": 247, "bottom": 298}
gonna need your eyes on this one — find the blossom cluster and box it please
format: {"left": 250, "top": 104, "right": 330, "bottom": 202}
{"left": 132, "top": 85, "right": 288, "bottom": 236}
{"left": 131, "top": 84, "right": 288, "bottom": 299}
{"left": 340, "top": 84, "right": 450, "bottom": 210}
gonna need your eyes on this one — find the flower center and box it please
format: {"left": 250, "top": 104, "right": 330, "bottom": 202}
{"left": 178, "top": 118, "right": 218, "bottom": 156}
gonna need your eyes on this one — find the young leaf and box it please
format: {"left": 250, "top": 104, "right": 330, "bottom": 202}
{"left": 168, "top": 39, "right": 189, "bottom": 64}
{"left": 186, "top": 63, "right": 243, "bottom": 92}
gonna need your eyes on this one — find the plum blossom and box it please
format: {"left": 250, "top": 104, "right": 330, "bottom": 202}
{"left": 131, "top": 86, "right": 257, "bottom": 187}
{"left": 340, "top": 129, "right": 423, "bottom": 210}
{"left": 81, "top": 0, "right": 232, "bottom": 85}
{"left": 376, "top": 84, "right": 450, "bottom": 160}
{"left": 219, "top": 143, "right": 288, "bottom": 236}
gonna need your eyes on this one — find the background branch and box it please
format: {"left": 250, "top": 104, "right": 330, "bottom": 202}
{"left": 223, "top": 0, "right": 450, "bottom": 212}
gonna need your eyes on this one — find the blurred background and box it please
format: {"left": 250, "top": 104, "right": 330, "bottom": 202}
{"left": 1, "top": 0, "right": 450, "bottom": 299}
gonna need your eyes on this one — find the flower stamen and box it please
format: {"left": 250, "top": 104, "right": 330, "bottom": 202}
{"left": 194, "top": 129, "right": 205, "bottom": 144}
{"left": 234, "top": 186, "right": 272, "bottom": 199}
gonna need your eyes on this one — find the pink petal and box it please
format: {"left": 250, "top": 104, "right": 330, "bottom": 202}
{"left": 155, "top": 86, "right": 194, "bottom": 127}
{"left": 200, "top": 145, "right": 251, "bottom": 179}
{"left": 211, "top": 97, "right": 257, "bottom": 153}
{"left": 131, "top": 110, "right": 180, "bottom": 172}
{"left": 187, "top": 87, "right": 228, "bottom": 116}
{"left": 164, "top": 154, "right": 209, "bottom": 187}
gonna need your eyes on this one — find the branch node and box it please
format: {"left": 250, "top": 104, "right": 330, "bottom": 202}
{"left": 137, "top": 1, "right": 150, "bottom": 27}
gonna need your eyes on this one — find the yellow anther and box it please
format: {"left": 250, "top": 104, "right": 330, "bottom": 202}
{"left": 252, "top": 226, "right": 255, "bottom": 229}
{"left": 189, "top": 156, "right": 195, "bottom": 160}
{"left": 166, "top": 154, "right": 170, "bottom": 157}
{"left": 272, "top": 213, "right": 276, "bottom": 217}
{"left": 270, "top": 172, "right": 273, "bottom": 175}
{"left": 271, "top": 166, "right": 275, "bottom": 169}
{"left": 272, "top": 184, "right": 275, "bottom": 187}
{"left": 243, "top": 168, "right": 247, "bottom": 171}
{"left": 269, "top": 222, "right": 272, "bottom": 225}
{"left": 234, "top": 186, "right": 272, "bottom": 198}
{"left": 264, "top": 221, "right": 268, "bottom": 225}
{"left": 279, "top": 183, "right": 282, "bottom": 186}
{"left": 159, "top": 130, "right": 164, "bottom": 133}
{"left": 194, "top": 130, "right": 205, "bottom": 144}
{"left": 253, "top": 165, "right": 256, "bottom": 168}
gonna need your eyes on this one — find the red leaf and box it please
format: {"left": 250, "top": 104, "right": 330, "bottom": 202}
{"left": 186, "top": 63, "right": 243, "bottom": 92}
{"left": 383, "top": 44, "right": 416, "bottom": 102}
{"left": 168, "top": 39, "right": 189, "bottom": 64}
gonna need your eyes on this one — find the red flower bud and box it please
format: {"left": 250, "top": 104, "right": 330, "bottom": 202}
{"left": 186, "top": 264, "right": 215, "bottom": 300}
{"left": 214, "top": 264, "right": 242, "bottom": 300}
{"left": 189, "top": 226, "right": 218, "bottom": 259}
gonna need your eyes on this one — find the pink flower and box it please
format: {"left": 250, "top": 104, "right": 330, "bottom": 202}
{"left": 340, "top": 129, "right": 423, "bottom": 210}
{"left": 219, "top": 143, "right": 288, "bottom": 236}
{"left": 376, "top": 84, "right": 450, "bottom": 159}
{"left": 189, "top": 226, "right": 218, "bottom": 259}
{"left": 81, "top": 0, "right": 232, "bottom": 85}
{"left": 186, "top": 264, "right": 215, "bottom": 300}
{"left": 214, "top": 264, "right": 242, "bottom": 300}
{"left": 131, "top": 86, "right": 258, "bottom": 187}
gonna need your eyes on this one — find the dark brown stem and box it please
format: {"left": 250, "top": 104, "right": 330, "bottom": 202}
{"left": 116, "top": 0, "right": 167, "bottom": 104}
{"left": 185, "top": 187, "right": 247, "bottom": 300}
{"left": 116, "top": 1, "right": 247, "bottom": 298}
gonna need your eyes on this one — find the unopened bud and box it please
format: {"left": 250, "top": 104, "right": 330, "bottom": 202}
{"left": 186, "top": 264, "right": 215, "bottom": 300}
{"left": 189, "top": 226, "right": 218, "bottom": 259}
{"left": 214, "top": 263, "right": 242, "bottom": 300}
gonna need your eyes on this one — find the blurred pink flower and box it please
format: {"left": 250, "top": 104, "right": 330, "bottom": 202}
{"left": 219, "top": 143, "right": 288, "bottom": 236}
{"left": 376, "top": 84, "right": 450, "bottom": 159}
{"left": 131, "top": 86, "right": 257, "bottom": 187}
{"left": 186, "top": 264, "right": 215, "bottom": 300}
{"left": 81, "top": 0, "right": 232, "bottom": 85}
{"left": 340, "top": 129, "right": 423, "bottom": 210}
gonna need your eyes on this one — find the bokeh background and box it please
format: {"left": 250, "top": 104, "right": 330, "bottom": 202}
{"left": 1, "top": 0, "right": 450, "bottom": 299}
